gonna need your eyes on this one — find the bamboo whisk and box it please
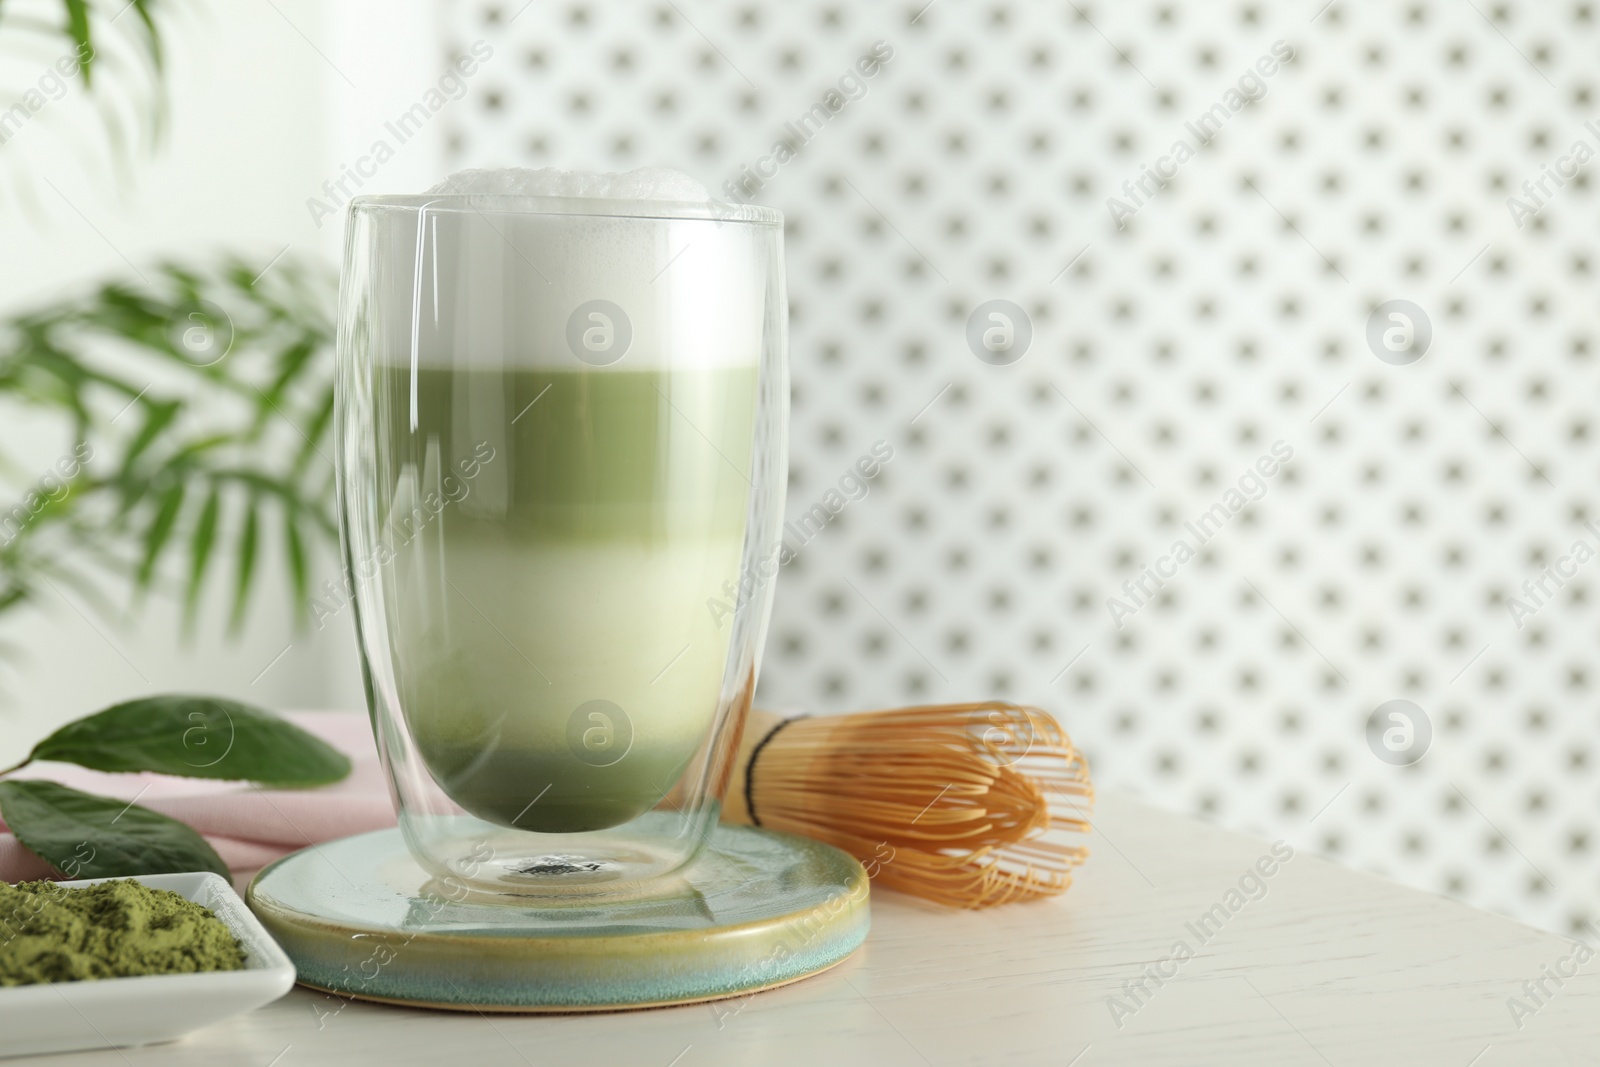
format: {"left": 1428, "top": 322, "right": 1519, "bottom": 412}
{"left": 721, "top": 702, "right": 1093, "bottom": 909}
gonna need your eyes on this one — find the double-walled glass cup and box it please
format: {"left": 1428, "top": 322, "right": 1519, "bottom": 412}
{"left": 335, "top": 192, "right": 787, "bottom": 900}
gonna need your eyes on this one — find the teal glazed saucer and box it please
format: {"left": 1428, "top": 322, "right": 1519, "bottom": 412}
{"left": 246, "top": 824, "right": 869, "bottom": 1012}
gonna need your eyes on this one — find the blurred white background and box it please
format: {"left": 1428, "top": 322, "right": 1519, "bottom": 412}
{"left": 2, "top": 0, "right": 1596, "bottom": 941}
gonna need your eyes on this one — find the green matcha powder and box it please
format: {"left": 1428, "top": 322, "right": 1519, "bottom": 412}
{"left": 0, "top": 879, "right": 247, "bottom": 986}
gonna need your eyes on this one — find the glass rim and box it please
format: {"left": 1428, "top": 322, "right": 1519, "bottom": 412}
{"left": 348, "top": 194, "right": 783, "bottom": 227}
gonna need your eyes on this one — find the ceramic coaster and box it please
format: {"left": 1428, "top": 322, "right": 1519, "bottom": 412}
{"left": 246, "top": 823, "right": 869, "bottom": 1012}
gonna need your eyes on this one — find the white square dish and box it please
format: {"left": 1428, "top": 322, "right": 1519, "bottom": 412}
{"left": 1, "top": 872, "right": 296, "bottom": 1058}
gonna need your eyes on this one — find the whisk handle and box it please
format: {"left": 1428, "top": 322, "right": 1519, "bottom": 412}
{"left": 720, "top": 708, "right": 787, "bottom": 826}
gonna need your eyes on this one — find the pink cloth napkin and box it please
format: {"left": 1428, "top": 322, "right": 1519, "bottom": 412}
{"left": 0, "top": 710, "right": 396, "bottom": 890}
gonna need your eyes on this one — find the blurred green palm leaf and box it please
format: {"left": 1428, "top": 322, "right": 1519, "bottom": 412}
{"left": 0, "top": 255, "right": 337, "bottom": 636}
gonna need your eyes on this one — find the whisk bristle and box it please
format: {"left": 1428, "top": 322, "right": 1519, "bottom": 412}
{"left": 725, "top": 702, "right": 1093, "bottom": 909}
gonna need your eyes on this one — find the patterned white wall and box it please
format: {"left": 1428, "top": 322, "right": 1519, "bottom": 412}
{"left": 437, "top": 0, "right": 1600, "bottom": 937}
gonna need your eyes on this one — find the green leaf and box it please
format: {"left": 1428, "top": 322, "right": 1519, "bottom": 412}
{"left": 0, "top": 780, "right": 228, "bottom": 879}
{"left": 119, "top": 398, "right": 181, "bottom": 478}
{"left": 183, "top": 485, "right": 221, "bottom": 628}
{"left": 130, "top": 1, "right": 163, "bottom": 73}
{"left": 134, "top": 479, "right": 184, "bottom": 590}
{"left": 25, "top": 695, "right": 351, "bottom": 786}
{"left": 284, "top": 508, "right": 308, "bottom": 624}
{"left": 292, "top": 386, "right": 336, "bottom": 476}
{"left": 266, "top": 338, "right": 318, "bottom": 403}
{"left": 61, "top": 0, "right": 93, "bottom": 88}
{"left": 229, "top": 494, "right": 259, "bottom": 633}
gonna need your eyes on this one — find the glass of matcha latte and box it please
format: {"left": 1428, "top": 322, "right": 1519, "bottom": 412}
{"left": 335, "top": 169, "right": 786, "bottom": 898}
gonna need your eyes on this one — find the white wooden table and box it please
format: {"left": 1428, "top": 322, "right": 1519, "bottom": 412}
{"left": 15, "top": 793, "right": 1597, "bottom": 1065}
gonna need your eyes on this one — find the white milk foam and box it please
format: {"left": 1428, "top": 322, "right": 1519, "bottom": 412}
{"left": 426, "top": 166, "right": 710, "bottom": 201}
{"left": 383, "top": 167, "right": 765, "bottom": 372}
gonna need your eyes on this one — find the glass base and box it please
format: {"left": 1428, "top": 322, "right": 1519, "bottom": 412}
{"left": 401, "top": 810, "right": 713, "bottom": 902}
